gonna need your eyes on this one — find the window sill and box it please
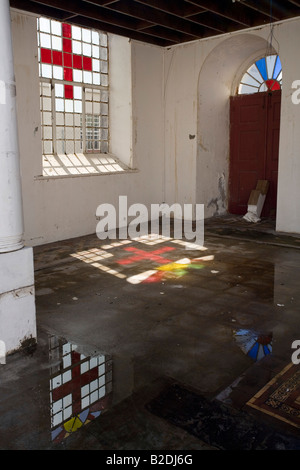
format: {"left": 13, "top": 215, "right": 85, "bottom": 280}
{"left": 34, "top": 153, "right": 137, "bottom": 180}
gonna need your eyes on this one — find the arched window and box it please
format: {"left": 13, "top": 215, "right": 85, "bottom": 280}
{"left": 238, "top": 54, "right": 282, "bottom": 95}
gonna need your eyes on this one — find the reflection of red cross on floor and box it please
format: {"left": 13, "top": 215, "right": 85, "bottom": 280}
{"left": 51, "top": 351, "right": 98, "bottom": 415}
{"left": 117, "top": 246, "right": 176, "bottom": 265}
{"left": 40, "top": 23, "right": 92, "bottom": 99}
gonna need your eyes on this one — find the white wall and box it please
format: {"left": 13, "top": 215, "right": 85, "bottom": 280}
{"left": 11, "top": 11, "right": 165, "bottom": 246}
{"left": 274, "top": 20, "right": 300, "bottom": 234}
{"left": 163, "top": 17, "right": 300, "bottom": 234}
{"left": 109, "top": 34, "right": 133, "bottom": 168}
{"left": 11, "top": 10, "right": 300, "bottom": 243}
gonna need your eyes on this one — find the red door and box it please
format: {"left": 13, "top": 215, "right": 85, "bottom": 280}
{"left": 229, "top": 90, "right": 281, "bottom": 218}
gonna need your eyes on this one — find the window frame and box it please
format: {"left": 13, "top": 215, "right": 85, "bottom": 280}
{"left": 238, "top": 54, "right": 282, "bottom": 95}
{"left": 37, "top": 17, "right": 129, "bottom": 177}
{"left": 39, "top": 76, "right": 109, "bottom": 156}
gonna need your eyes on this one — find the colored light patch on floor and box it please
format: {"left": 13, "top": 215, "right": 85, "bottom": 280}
{"left": 171, "top": 239, "right": 208, "bottom": 251}
{"left": 127, "top": 258, "right": 206, "bottom": 284}
{"left": 100, "top": 240, "right": 132, "bottom": 250}
{"left": 71, "top": 248, "right": 114, "bottom": 262}
{"left": 69, "top": 238, "right": 211, "bottom": 284}
{"left": 70, "top": 247, "right": 126, "bottom": 279}
{"left": 132, "top": 234, "right": 172, "bottom": 245}
{"left": 117, "top": 246, "right": 176, "bottom": 266}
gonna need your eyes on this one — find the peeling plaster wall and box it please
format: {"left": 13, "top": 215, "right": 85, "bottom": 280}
{"left": 164, "top": 30, "right": 274, "bottom": 218}
{"left": 196, "top": 33, "right": 271, "bottom": 218}
{"left": 11, "top": 11, "right": 165, "bottom": 246}
{"left": 163, "top": 18, "right": 300, "bottom": 234}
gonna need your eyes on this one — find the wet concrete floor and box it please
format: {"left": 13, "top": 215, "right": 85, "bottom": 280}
{"left": 1, "top": 216, "right": 300, "bottom": 451}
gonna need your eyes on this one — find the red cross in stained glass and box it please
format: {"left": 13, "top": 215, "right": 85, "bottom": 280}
{"left": 51, "top": 350, "right": 98, "bottom": 415}
{"left": 40, "top": 23, "right": 92, "bottom": 99}
{"left": 117, "top": 246, "right": 176, "bottom": 265}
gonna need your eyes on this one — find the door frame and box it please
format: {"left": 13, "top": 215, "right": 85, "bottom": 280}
{"left": 228, "top": 90, "right": 281, "bottom": 218}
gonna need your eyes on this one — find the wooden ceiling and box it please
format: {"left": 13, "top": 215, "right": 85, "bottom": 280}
{"left": 10, "top": 0, "right": 300, "bottom": 47}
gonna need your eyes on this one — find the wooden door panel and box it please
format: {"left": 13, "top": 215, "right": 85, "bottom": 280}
{"left": 238, "top": 129, "right": 263, "bottom": 166}
{"left": 239, "top": 103, "right": 261, "bottom": 123}
{"left": 229, "top": 91, "right": 281, "bottom": 218}
{"left": 229, "top": 93, "right": 267, "bottom": 215}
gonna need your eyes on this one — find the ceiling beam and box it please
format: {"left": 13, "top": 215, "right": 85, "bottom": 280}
{"left": 287, "top": 0, "right": 300, "bottom": 6}
{"left": 137, "top": 25, "right": 198, "bottom": 43}
{"left": 85, "top": 0, "right": 119, "bottom": 5}
{"left": 9, "top": 0, "right": 300, "bottom": 48}
{"left": 132, "top": 0, "right": 237, "bottom": 35}
{"left": 69, "top": 14, "right": 176, "bottom": 44}
{"left": 131, "top": 0, "right": 240, "bottom": 34}
{"left": 131, "top": 0, "right": 205, "bottom": 18}
{"left": 184, "top": 0, "right": 270, "bottom": 26}
{"left": 10, "top": 0, "right": 174, "bottom": 46}
{"left": 10, "top": 0, "right": 68, "bottom": 20}
{"left": 188, "top": 12, "right": 244, "bottom": 34}
{"left": 236, "top": 0, "right": 285, "bottom": 22}
{"left": 89, "top": 0, "right": 222, "bottom": 38}
{"left": 28, "top": 0, "right": 153, "bottom": 30}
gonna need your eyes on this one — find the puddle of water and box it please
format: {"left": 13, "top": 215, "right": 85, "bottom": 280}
{"left": 233, "top": 329, "right": 272, "bottom": 362}
{"left": 48, "top": 335, "right": 112, "bottom": 444}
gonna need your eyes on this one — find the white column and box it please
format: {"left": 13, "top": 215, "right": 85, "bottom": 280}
{"left": 0, "top": 0, "right": 24, "bottom": 253}
{"left": 0, "top": 3, "right": 36, "bottom": 355}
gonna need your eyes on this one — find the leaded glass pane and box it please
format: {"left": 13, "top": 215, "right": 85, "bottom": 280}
{"left": 40, "top": 18, "right": 51, "bottom": 34}
{"left": 37, "top": 17, "right": 110, "bottom": 164}
{"left": 256, "top": 58, "right": 268, "bottom": 81}
{"left": 238, "top": 55, "right": 282, "bottom": 95}
{"left": 273, "top": 56, "right": 282, "bottom": 79}
{"left": 266, "top": 55, "right": 277, "bottom": 79}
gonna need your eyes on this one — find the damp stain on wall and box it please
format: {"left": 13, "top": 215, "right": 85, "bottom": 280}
{"left": 207, "top": 173, "right": 227, "bottom": 216}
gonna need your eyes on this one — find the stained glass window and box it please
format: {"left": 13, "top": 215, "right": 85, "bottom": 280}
{"left": 37, "top": 17, "right": 110, "bottom": 170}
{"left": 238, "top": 54, "right": 282, "bottom": 95}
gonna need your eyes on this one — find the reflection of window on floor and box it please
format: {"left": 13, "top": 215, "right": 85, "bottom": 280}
{"left": 49, "top": 336, "right": 112, "bottom": 442}
{"left": 37, "top": 17, "right": 126, "bottom": 177}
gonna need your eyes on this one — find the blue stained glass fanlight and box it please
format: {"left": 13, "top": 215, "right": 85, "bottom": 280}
{"left": 238, "top": 54, "right": 282, "bottom": 95}
{"left": 255, "top": 57, "right": 268, "bottom": 81}
{"left": 273, "top": 55, "right": 282, "bottom": 80}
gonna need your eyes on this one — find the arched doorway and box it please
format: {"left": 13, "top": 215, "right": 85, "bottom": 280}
{"left": 229, "top": 55, "right": 282, "bottom": 218}
{"left": 196, "top": 34, "right": 278, "bottom": 220}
